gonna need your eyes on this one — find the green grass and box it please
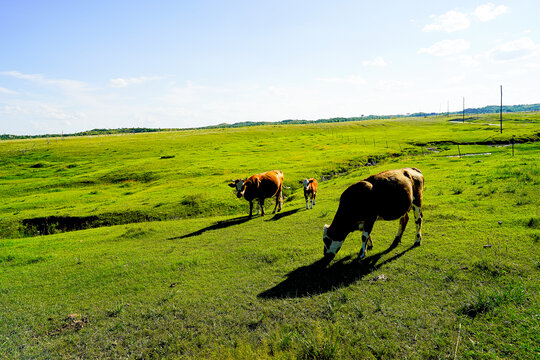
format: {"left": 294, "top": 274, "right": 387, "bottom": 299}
{"left": 0, "top": 113, "right": 539, "bottom": 359}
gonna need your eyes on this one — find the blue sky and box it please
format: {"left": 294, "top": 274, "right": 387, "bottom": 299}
{"left": 1, "top": 1, "right": 539, "bottom": 135}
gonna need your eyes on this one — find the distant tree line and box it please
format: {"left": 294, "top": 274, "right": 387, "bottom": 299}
{"left": 2, "top": 103, "right": 539, "bottom": 140}
{"left": 0, "top": 127, "right": 173, "bottom": 140}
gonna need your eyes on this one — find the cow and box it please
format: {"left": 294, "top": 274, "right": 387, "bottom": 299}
{"left": 228, "top": 170, "right": 285, "bottom": 217}
{"left": 300, "top": 178, "right": 318, "bottom": 209}
{"left": 323, "top": 168, "right": 424, "bottom": 260}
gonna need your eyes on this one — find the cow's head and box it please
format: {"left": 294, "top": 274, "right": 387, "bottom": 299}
{"left": 228, "top": 179, "right": 246, "bottom": 198}
{"left": 301, "top": 178, "right": 314, "bottom": 190}
{"left": 323, "top": 224, "right": 342, "bottom": 258}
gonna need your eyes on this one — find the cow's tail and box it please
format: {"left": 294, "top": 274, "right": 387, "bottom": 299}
{"left": 274, "top": 170, "right": 289, "bottom": 189}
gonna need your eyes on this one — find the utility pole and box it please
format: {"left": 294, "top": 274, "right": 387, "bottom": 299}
{"left": 462, "top": 97, "right": 465, "bottom": 123}
{"left": 500, "top": 85, "right": 503, "bottom": 134}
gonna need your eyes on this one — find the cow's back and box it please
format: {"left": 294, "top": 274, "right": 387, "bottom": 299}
{"left": 244, "top": 170, "right": 283, "bottom": 200}
{"left": 309, "top": 178, "right": 318, "bottom": 193}
{"left": 366, "top": 168, "right": 419, "bottom": 221}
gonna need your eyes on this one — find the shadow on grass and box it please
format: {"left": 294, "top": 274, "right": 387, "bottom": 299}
{"left": 267, "top": 208, "right": 301, "bottom": 221}
{"left": 168, "top": 208, "right": 300, "bottom": 240}
{"left": 168, "top": 215, "right": 252, "bottom": 240}
{"left": 258, "top": 243, "right": 419, "bottom": 299}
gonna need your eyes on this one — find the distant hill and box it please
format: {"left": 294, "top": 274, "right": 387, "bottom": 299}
{"left": 2, "top": 103, "right": 539, "bottom": 139}
{"left": 460, "top": 103, "right": 540, "bottom": 114}
{"left": 202, "top": 103, "right": 540, "bottom": 129}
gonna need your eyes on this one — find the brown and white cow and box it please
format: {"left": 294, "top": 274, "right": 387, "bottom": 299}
{"left": 229, "top": 170, "right": 285, "bottom": 217}
{"left": 323, "top": 168, "right": 424, "bottom": 260}
{"left": 300, "top": 178, "right": 318, "bottom": 209}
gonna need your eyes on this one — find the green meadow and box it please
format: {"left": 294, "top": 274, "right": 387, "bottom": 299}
{"left": 0, "top": 114, "right": 539, "bottom": 359}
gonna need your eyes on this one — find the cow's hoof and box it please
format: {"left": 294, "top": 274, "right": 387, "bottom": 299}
{"left": 414, "top": 240, "right": 422, "bottom": 246}
{"left": 323, "top": 253, "right": 335, "bottom": 261}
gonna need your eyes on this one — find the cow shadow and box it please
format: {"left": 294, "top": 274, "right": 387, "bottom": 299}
{"left": 258, "top": 243, "right": 418, "bottom": 299}
{"left": 168, "top": 215, "right": 252, "bottom": 240}
{"left": 268, "top": 208, "right": 301, "bottom": 221}
{"left": 168, "top": 208, "right": 301, "bottom": 240}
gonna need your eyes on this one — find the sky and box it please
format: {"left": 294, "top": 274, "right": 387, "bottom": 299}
{"left": 0, "top": 1, "right": 539, "bottom": 135}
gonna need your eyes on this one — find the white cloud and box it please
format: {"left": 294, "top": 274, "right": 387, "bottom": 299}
{"left": 488, "top": 37, "right": 540, "bottom": 62}
{"left": 455, "top": 54, "right": 484, "bottom": 67}
{"left": 423, "top": 10, "right": 470, "bottom": 33}
{"left": 0, "top": 102, "right": 87, "bottom": 121}
{"left": 1, "top": 71, "right": 88, "bottom": 91}
{"left": 362, "top": 56, "right": 388, "bottom": 67}
{"left": 109, "top": 78, "right": 130, "bottom": 88}
{"left": 474, "top": 3, "right": 508, "bottom": 22}
{"left": 419, "top": 39, "right": 470, "bottom": 57}
{"left": 446, "top": 75, "right": 465, "bottom": 85}
{"left": 0, "top": 87, "right": 17, "bottom": 94}
{"left": 423, "top": 4, "right": 507, "bottom": 33}
{"left": 108, "top": 76, "right": 164, "bottom": 88}
{"left": 376, "top": 79, "right": 414, "bottom": 91}
{"left": 317, "top": 75, "right": 367, "bottom": 85}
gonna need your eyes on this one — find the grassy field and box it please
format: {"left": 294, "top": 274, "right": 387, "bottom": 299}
{"left": 0, "top": 114, "right": 539, "bottom": 359}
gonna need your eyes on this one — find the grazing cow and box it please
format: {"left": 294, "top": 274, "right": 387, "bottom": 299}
{"left": 300, "top": 178, "right": 318, "bottom": 209}
{"left": 229, "top": 170, "right": 285, "bottom": 217}
{"left": 323, "top": 168, "right": 424, "bottom": 260}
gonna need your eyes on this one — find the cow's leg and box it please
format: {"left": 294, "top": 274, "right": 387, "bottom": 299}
{"left": 412, "top": 204, "right": 423, "bottom": 245}
{"left": 358, "top": 222, "right": 373, "bottom": 250}
{"left": 312, "top": 192, "right": 316, "bottom": 206}
{"left": 358, "top": 220, "right": 375, "bottom": 260}
{"left": 305, "top": 194, "right": 309, "bottom": 209}
{"left": 367, "top": 234, "right": 373, "bottom": 250}
{"left": 259, "top": 198, "right": 265, "bottom": 216}
{"left": 392, "top": 213, "right": 410, "bottom": 247}
{"left": 274, "top": 189, "right": 283, "bottom": 213}
{"left": 249, "top": 201, "right": 254, "bottom": 217}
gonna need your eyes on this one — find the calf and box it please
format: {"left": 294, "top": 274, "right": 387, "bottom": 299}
{"left": 229, "top": 170, "right": 285, "bottom": 217}
{"left": 300, "top": 178, "right": 318, "bottom": 209}
{"left": 323, "top": 168, "right": 424, "bottom": 260}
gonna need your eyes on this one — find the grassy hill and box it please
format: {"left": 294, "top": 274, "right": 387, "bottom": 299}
{"left": 0, "top": 113, "right": 538, "bottom": 359}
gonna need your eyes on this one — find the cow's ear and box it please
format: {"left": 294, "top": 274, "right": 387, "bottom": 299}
{"left": 228, "top": 182, "right": 236, "bottom": 188}
{"left": 309, "top": 179, "right": 314, "bottom": 183}
{"left": 299, "top": 180, "right": 303, "bottom": 184}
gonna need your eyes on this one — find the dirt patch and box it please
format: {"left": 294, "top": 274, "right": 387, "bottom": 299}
{"left": 49, "top": 313, "right": 88, "bottom": 335}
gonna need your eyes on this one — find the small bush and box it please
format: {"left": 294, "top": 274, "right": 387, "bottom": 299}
{"left": 472, "top": 259, "right": 508, "bottom": 277}
{"left": 459, "top": 283, "right": 527, "bottom": 318}
{"left": 295, "top": 324, "right": 339, "bottom": 360}
{"left": 526, "top": 217, "right": 539, "bottom": 229}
